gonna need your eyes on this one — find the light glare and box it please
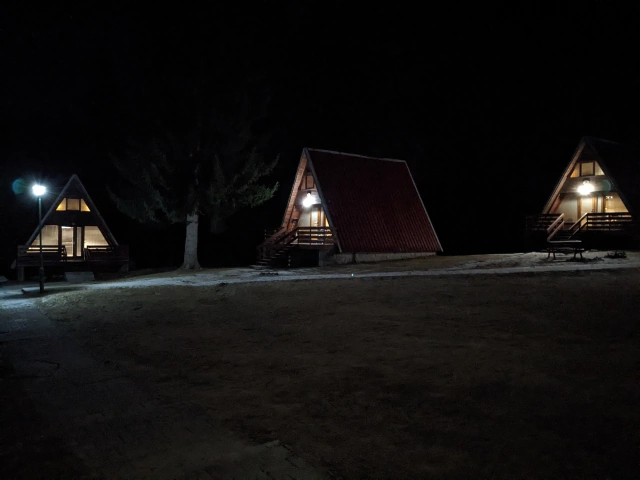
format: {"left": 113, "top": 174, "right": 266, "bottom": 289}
{"left": 302, "top": 192, "right": 314, "bottom": 208}
{"left": 577, "top": 181, "right": 593, "bottom": 196}
{"left": 32, "top": 184, "right": 46, "bottom": 197}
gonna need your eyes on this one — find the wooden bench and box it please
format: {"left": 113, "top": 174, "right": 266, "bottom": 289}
{"left": 17, "top": 245, "right": 67, "bottom": 266}
{"left": 84, "top": 245, "right": 129, "bottom": 264}
{"left": 547, "top": 240, "right": 585, "bottom": 260}
{"left": 16, "top": 245, "right": 67, "bottom": 282}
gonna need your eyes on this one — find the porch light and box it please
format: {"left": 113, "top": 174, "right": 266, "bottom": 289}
{"left": 302, "top": 192, "right": 314, "bottom": 208}
{"left": 577, "top": 179, "right": 594, "bottom": 196}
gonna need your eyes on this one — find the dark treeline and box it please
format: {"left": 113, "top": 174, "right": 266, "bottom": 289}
{"left": 2, "top": 2, "right": 639, "bottom": 275}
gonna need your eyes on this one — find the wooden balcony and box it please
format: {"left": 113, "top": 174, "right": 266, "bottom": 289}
{"left": 525, "top": 212, "right": 639, "bottom": 250}
{"left": 257, "top": 226, "right": 334, "bottom": 265}
{"left": 569, "top": 212, "right": 637, "bottom": 233}
{"left": 16, "top": 244, "right": 129, "bottom": 281}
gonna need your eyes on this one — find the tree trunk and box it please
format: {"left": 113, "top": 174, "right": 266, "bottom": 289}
{"left": 181, "top": 212, "right": 201, "bottom": 269}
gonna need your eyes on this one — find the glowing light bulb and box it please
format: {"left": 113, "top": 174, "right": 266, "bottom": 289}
{"left": 577, "top": 181, "right": 593, "bottom": 196}
{"left": 32, "top": 184, "right": 46, "bottom": 196}
{"left": 302, "top": 193, "right": 314, "bottom": 208}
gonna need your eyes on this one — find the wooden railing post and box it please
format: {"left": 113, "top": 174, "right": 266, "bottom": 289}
{"left": 546, "top": 213, "right": 565, "bottom": 241}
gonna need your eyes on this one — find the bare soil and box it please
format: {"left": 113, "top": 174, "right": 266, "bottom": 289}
{"left": 39, "top": 269, "right": 640, "bottom": 478}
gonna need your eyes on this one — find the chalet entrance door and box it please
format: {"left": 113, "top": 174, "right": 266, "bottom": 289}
{"left": 61, "top": 226, "right": 82, "bottom": 258}
{"left": 578, "top": 196, "right": 596, "bottom": 218}
{"left": 310, "top": 206, "right": 322, "bottom": 227}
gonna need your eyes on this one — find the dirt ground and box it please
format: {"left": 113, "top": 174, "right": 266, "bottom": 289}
{"left": 39, "top": 268, "right": 639, "bottom": 478}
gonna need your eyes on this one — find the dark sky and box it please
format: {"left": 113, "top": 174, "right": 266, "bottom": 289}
{"left": 2, "top": 2, "right": 640, "bottom": 268}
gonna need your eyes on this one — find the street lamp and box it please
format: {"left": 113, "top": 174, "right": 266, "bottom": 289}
{"left": 32, "top": 184, "right": 46, "bottom": 293}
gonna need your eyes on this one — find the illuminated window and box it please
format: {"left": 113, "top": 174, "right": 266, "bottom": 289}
{"left": 570, "top": 164, "right": 580, "bottom": 178}
{"left": 580, "top": 162, "right": 594, "bottom": 176}
{"left": 571, "top": 161, "right": 604, "bottom": 177}
{"left": 594, "top": 162, "right": 604, "bottom": 175}
{"left": 604, "top": 193, "right": 628, "bottom": 213}
{"left": 30, "top": 225, "right": 58, "bottom": 245}
{"left": 83, "top": 226, "right": 108, "bottom": 248}
{"left": 55, "top": 198, "right": 88, "bottom": 211}
{"left": 66, "top": 198, "right": 80, "bottom": 210}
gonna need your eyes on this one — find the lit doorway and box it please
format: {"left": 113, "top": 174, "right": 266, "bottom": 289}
{"left": 578, "top": 196, "right": 596, "bottom": 218}
{"left": 308, "top": 206, "right": 330, "bottom": 227}
{"left": 61, "top": 226, "right": 82, "bottom": 258}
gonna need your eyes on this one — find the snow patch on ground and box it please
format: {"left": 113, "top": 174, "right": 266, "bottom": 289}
{"left": 84, "top": 251, "right": 640, "bottom": 289}
{"left": 7, "top": 251, "right": 640, "bottom": 296}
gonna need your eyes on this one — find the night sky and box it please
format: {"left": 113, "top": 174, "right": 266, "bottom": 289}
{"left": 2, "top": 2, "right": 640, "bottom": 273}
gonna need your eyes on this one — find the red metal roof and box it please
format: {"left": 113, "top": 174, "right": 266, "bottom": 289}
{"left": 307, "top": 149, "right": 442, "bottom": 253}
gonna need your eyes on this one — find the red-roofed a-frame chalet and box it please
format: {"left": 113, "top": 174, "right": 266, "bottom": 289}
{"left": 257, "top": 149, "right": 442, "bottom": 267}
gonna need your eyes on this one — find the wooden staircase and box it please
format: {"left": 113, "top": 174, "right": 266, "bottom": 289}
{"left": 255, "top": 226, "right": 334, "bottom": 268}
{"left": 254, "top": 243, "right": 296, "bottom": 268}
{"left": 526, "top": 213, "right": 567, "bottom": 240}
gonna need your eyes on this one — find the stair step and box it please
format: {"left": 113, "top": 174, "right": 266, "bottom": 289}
{"left": 257, "top": 241, "right": 302, "bottom": 267}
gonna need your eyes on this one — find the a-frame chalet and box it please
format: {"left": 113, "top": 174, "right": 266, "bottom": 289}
{"left": 257, "top": 148, "right": 442, "bottom": 267}
{"left": 16, "top": 175, "right": 129, "bottom": 281}
{"left": 526, "top": 137, "right": 640, "bottom": 250}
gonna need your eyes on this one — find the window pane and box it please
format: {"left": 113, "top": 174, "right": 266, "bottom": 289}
{"left": 80, "top": 199, "right": 90, "bottom": 211}
{"left": 56, "top": 199, "right": 67, "bottom": 211}
{"left": 570, "top": 164, "right": 579, "bottom": 178}
{"left": 61, "top": 226, "right": 74, "bottom": 256}
{"left": 30, "top": 225, "right": 58, "bottom": 245}
{"left": 84, "top": 226, "right": 108, "bottom": 248}
{"left": 604, "top": 193, "right": 628, "bottom": 213}
{"left": 66, "top": 198, "right": 80, "bottom": 210}
{"left": 594, "top": 162, "right": 604, "bottom": 175}
{"left": 580, "top": 162, "right": 594, "bottom": 176}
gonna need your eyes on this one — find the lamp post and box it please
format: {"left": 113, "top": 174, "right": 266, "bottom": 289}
{"left": 32, "top": 184, "right": 46, "bottom": 293}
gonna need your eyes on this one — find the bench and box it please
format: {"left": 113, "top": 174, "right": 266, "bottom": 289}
{"left": 16, "top": 245, "right": 67, "bottom": 266}
{"left": 84, "top": 245, "right": 129, "bottom": 264}
{"left": 16, "top": 245, "right": 67, "bottom": 282}
{"left": 547, "top": 240, "right": 585, "bottom": 260}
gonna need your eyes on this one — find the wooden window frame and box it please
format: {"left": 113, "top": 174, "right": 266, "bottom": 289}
{"left": 303, "top": 173, "right": 315, "bottom": 189}
{"left": 579, "top": 161, "right": 595, "bottom": 177}
{"left": 57, "top": 197, "right": 87, "bottom": 211}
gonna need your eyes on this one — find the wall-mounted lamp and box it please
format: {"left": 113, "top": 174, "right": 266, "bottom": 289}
{"left": 302, "top": 192, "right": 314, "bottom": 208}
{"left": 577, "top": 179, "right": 594, "bottom": 196}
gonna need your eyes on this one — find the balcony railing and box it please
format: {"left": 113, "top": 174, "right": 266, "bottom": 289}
{"left": 567, "top": 212, "right": 636, "bottom": 233}
{"left": 258, "top": 226, "right": 334, "bottom": 259}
